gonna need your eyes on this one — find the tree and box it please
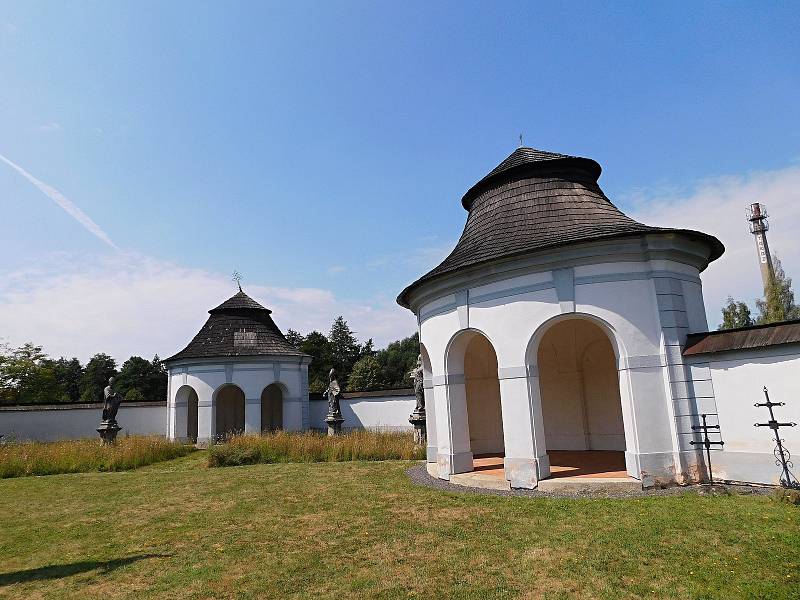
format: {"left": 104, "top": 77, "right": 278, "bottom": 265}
{"left": 285, "top": 329, "right": 304, "bottom": 349}
{"left": 328, "top": 316, "right": 362, "bottom": 388}
{"left": 347, "top": 355, "right": 387, "bottom": 391}
{"left": 299, "top": 331, "right": 333, "bottom": 393}
{"left": 756, "top": 257, "right": 800, "bottom": 324}
{"left": 52, "top": 357, "right": 83, "bottom": 403}
{"left": 80, "top": 354, "right": 117, "bottom": 403}
{"left": 719, "top": 297, "right": 754, "bottom": 330}
{"left": 0, "top": 343, "right": 61, "bottom": 404}
{"left": 116, "top": 355, "right": 167, "bottom": 401}
{"left": 375, "top": 332, "right": 420, "bottom": 388}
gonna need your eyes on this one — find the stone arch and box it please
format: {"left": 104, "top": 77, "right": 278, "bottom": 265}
{"left": 445, "top": 329, "right": 505, "bottom": 464}
{"left": 525, "top": 313, "right": 638, "bottom": 479}
{"left": 174, "top": 384, "right": 199, "bottom": 443}
{"left": 214, "top": 384, "right": 245, "bottom": 440}
{"left": 261, "top": 382, "right": 286, "bottom": 433}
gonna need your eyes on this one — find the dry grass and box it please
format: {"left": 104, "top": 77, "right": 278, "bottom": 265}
{"left": 0, "top": 436, "right": 195, "bottom": 478}
{"left": 207, "top": 430, "right": 424, "bottom": 467}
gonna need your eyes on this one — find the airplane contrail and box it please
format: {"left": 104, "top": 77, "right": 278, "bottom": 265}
{"left": 0, "top": 152, "right": 119, "bottom": 250}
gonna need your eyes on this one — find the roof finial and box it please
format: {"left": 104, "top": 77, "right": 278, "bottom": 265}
{"left": 232, "top": 270, "right": 243, "bottom": 292}
{"left": 519, "top": 133, "right": 523, "bottom": 148}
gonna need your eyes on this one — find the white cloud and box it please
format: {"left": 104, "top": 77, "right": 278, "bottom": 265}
{"left": 0, "top": 153, "right": 119, "bottom": 250}
{"left": 326, "top": 265, "right": 346, "bottom": 275}
{"left": 37, "top": 122, "right": 62, "bottom": 132}
{"left": 627, "top": 164, "right": 800, "bottom": 328}
{"left": 0, "top": 252, "right": 416, "bottom": 363}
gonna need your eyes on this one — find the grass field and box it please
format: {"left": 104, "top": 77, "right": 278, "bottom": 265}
{"left": 0, "top": 452, "right": 797, "bottom": 599}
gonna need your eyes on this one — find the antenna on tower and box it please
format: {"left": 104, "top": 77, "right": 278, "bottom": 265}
{"left": 746, "top": 203, "right": 775, "bottom": 290}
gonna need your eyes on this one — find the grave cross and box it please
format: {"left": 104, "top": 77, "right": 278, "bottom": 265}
{"left": 754, "top": 386, "right": 799, "bottom": 490}
{"left": 690, "top": 413, "right": 724, "bottom": 485}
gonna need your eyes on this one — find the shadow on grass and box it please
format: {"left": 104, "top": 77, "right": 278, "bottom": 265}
{"left": 0, "top": 553, "right": 168, "bottom": 586}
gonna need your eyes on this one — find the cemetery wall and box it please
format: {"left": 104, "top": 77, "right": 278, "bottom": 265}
{"left": 0, "top": 402, "right": 167, "bottom": 442}
{"left": 309, "top": 389, "right": 416, "bottom": 431}
{"left": 687, "top": 343, "right": 800, "bottom": 485}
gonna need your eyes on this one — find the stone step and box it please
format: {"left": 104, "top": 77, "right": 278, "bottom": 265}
{"left": 449, "top": 471, "right": 511, "bottom": 491}
{"left": 537, "top": 477, "right": 641, "bottom": 494}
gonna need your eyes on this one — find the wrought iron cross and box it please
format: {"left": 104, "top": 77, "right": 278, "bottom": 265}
{"left": 754, "top": 386, "right": 799, "bottom": 489}
{"left": 232, "top": 270, "right": 243, "bottom": 292}
{"left": 690, "top": 413, "right": 724, "bottom": 484}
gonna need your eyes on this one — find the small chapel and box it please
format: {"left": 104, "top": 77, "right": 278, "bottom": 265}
{"left": 397, "top": 146, "right": 798, "bottom": 489}
{"left": 164, "top": 289, "right": 311, "bottom": 444}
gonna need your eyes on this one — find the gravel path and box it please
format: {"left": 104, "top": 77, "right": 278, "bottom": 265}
{"left": 405, "top": 463, "right": 775, "bottom": 499}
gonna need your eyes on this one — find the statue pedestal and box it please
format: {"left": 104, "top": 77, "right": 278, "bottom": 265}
{"left": 409, "top": 410, "right": 427, "bottom": 446}
{"left": 97, "top": 420, "right": 121, "bottom": 445}
{"left": 325, "top": 413, "right": 344, "bottom": 436}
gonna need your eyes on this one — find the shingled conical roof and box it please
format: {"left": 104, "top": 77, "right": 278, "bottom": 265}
{"left": 165, "top": 290, "right": 305, "bottom": 362}
{"left": 398, "top": 146, "right": 723, "bottom": 307}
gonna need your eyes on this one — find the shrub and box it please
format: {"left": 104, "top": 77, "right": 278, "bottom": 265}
{"left": 208, "top": 430, "right": 424, "bottom": 467}
{"left": 0, "top": 436, "right": 195, "bottom": 478}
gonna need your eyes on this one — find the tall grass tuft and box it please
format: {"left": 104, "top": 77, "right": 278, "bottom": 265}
{"left": 208, "top": 430, "right": 425, "bottom": 467}
{"left": 0, "top": 436, "right": 195, "bottom": 478}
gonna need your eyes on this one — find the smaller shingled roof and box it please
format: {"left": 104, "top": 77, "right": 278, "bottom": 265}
{"left": 164, "top": 290, "right": 306, "bottom": 362}
{"left": 683, "top": 319, "right": 800, "bottom": 356}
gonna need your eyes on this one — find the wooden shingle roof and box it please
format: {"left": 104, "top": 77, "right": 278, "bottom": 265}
{"left": 683, "top": 319, "right": 800, "bottom": 356}
{"left": 398, "top": 147, "right": 724, "bottom": 307}
{"left": 164, "top": 290, "right": 306, "bottom": 362}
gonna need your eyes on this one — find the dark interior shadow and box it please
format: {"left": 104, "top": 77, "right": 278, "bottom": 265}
{"left": 0, "top": 554, "right": 168, "bottom": 586}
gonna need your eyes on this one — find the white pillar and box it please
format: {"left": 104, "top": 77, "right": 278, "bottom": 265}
{"left": 244, "top": 398, "right": 261, "bottom": 433}
{"left": 434, "top": 374, "right": 472, "bottom": 479}
{"left": 497, "top": 367, "right": 538, "bottom": 489}
{"left": 197, "top": 395, "right": 214, "bottom": 445}
{"left": 424, "top": 380, "right": 437, "bottom": 463}
{"left": 526, "top": 370, "right": 551, "bottom": 478}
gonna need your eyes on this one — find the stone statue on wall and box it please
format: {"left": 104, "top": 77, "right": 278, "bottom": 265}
{"left": 324, "top": 368, "right": 344, "bottom": 436}
{"left": 324, "top": 369, "right": 341, "bottom": 416}
{"left": 410, "top": 354, "right": 425, "bottom": 413}
{"left": 408, "top": 354, "right": 426, "bottom": 446}
{"left": 98, "top": 376, "right": 123, "bottom": 444}
{"left": 102, "top": 377, "right": 123, "bottom": 422}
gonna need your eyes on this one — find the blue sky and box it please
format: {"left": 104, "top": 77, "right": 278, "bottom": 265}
{"left": 1, "top": 2, "right": 799, "bottom": 361}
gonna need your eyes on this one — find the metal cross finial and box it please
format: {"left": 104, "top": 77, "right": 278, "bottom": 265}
{"left": 519, "top": 133, "right": 524, "bottom": 148}
{"left": 232, "top": 270, "right": 243, "bottom": 292}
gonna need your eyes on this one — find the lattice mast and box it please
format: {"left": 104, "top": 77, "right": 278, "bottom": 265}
{"left": 747, "top": 203, "right": 775, "bottom": 291}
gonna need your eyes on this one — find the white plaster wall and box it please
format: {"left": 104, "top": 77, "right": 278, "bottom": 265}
{"left": 167, "top": 359, "right": 309, "bottom": 442}
{"left": 691, "top": 346, "right": 800, "bottom": 485}
{"left": 0, "top": 403, "right": 166, "bottom": 442}
{"left": 309, "top": 395, "right": 416, "bottom": 431}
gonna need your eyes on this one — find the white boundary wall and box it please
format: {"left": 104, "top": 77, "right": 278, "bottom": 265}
{"left": 0, "top": 402, "right": 167, "bottom": 442}
{"left": 687, "top": 344, "right": 800, "bottom": 485}
{"left": 310, "top": 391, "right": 416, "bottom": 431}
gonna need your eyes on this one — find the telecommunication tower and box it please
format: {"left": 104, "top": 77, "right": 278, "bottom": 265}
{"left": 747, "top": 202, "right": 775, "bottom": 290}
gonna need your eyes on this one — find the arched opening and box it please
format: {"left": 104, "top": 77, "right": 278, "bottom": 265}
{"left": 215, "top": 384, "right": 245, "bottom": 440}
{"left": 445, "top": 329, "right": 505, "bottom": 475}
{"left": 261, "top": 383, "right": 284, "bottom": 432}
{"left": 465, "top": 335, "right": 504, "bottom": 456}
{"left": 536, "top": 318, "right": 627, "bottom": 478}
{"left": 174, "top": 385, "right": 199, "bottom": 443}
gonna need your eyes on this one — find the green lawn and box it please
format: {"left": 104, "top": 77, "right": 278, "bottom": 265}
{"left": 0, "top": 453, "right": 797, "bottom": 599}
